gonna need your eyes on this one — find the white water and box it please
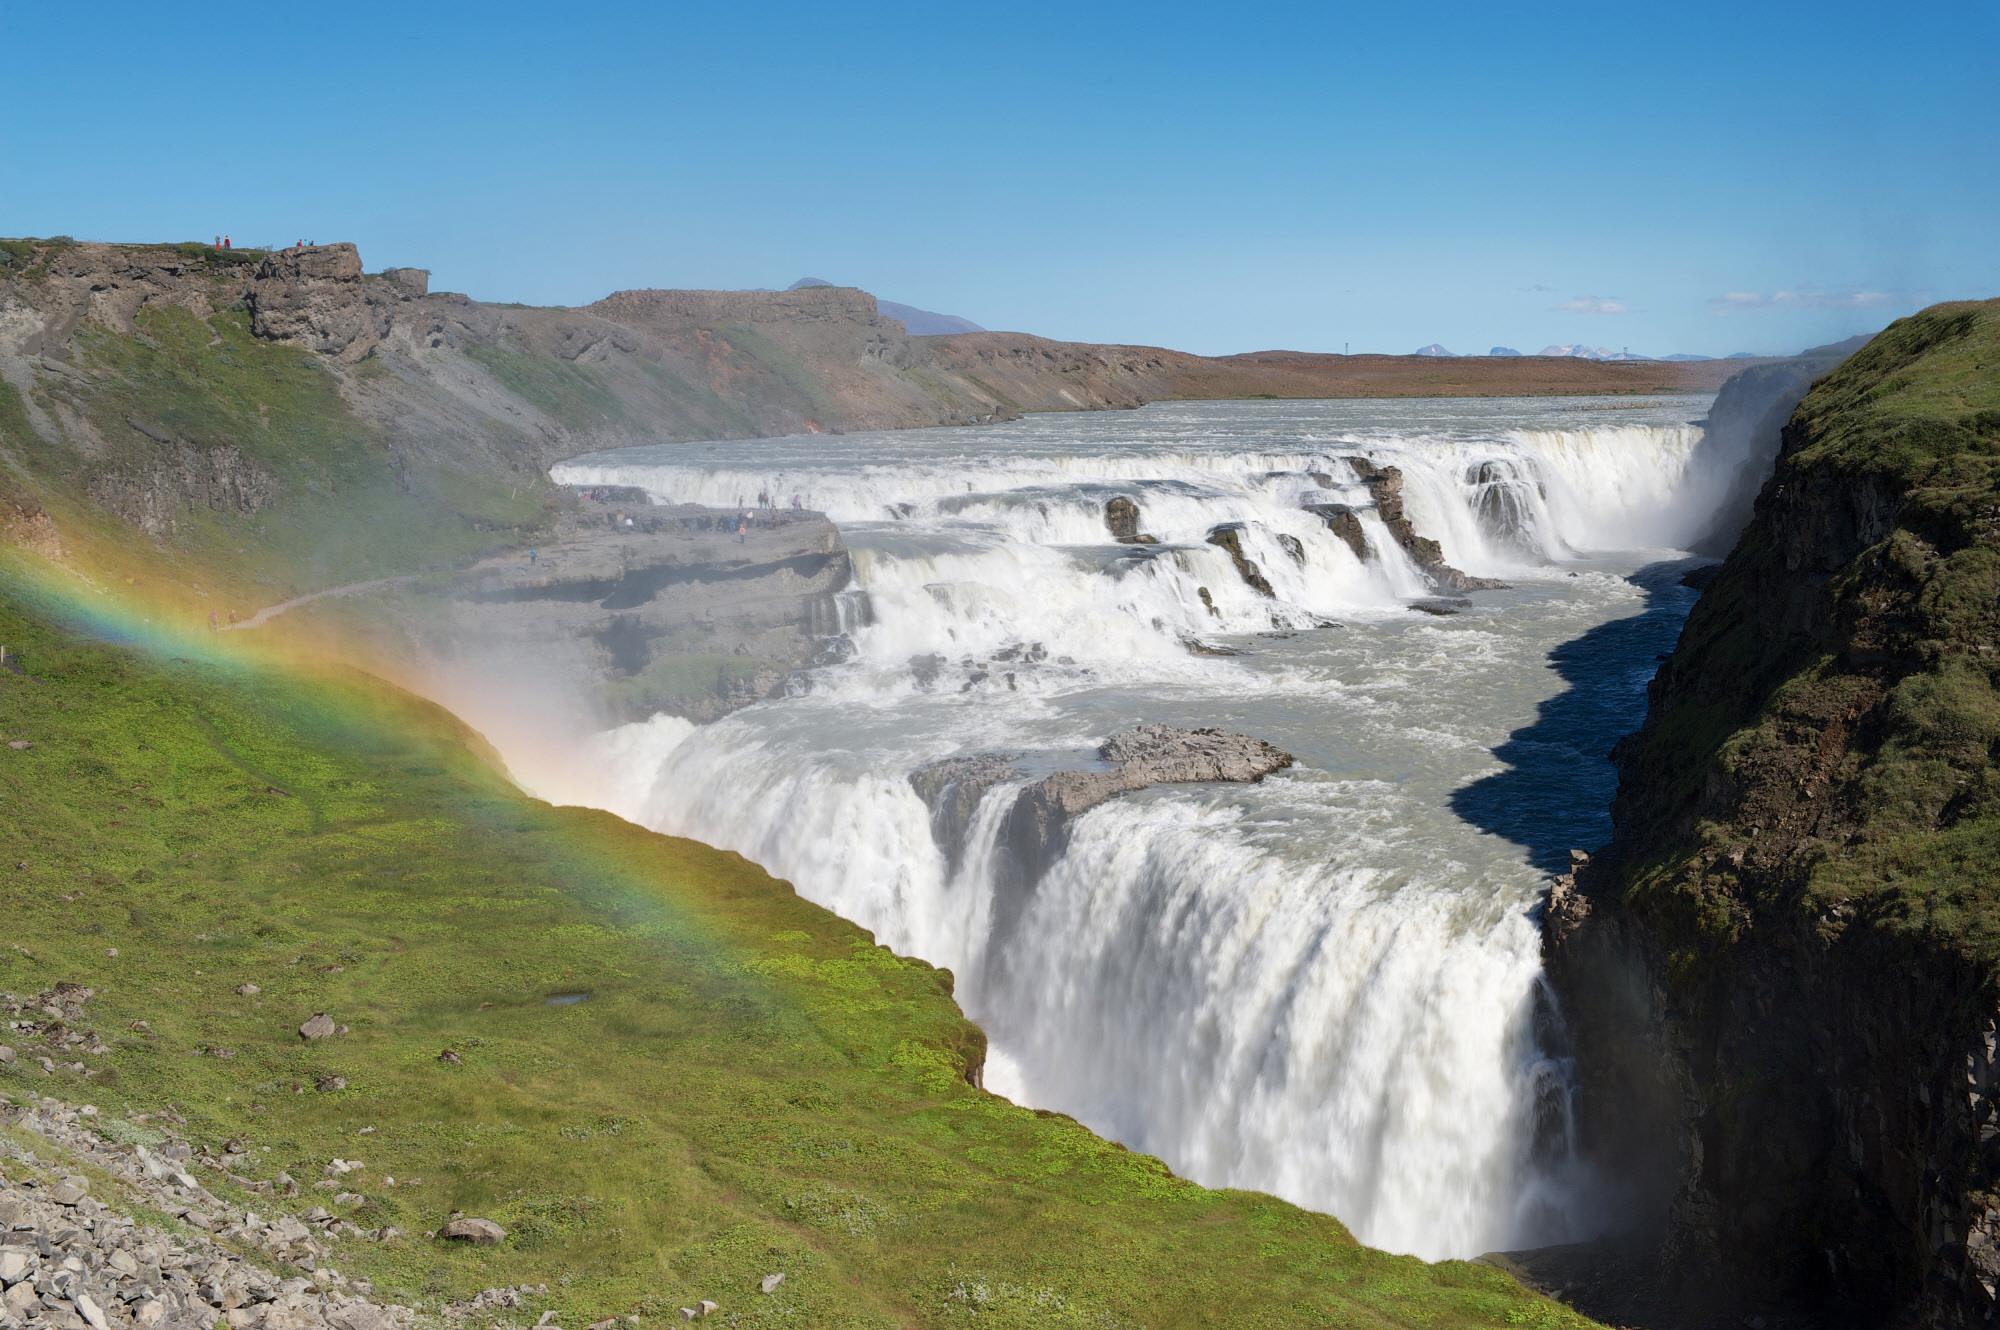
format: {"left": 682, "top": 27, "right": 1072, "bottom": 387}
{"left": 534, "top": 396, "right": 1734, "bottom": 1259}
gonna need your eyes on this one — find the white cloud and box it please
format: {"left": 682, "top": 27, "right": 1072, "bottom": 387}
{"left": 1708, "top": 289, "right": 1898, "bottom": 313}
{"left": 1552, "top": 295, "right": 1627, "bottom": 315}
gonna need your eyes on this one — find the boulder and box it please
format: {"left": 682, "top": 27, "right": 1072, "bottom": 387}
{"left": 74, "top": 1291, "right": 110, "bottom": 1330}
{"left": 1303, "top": 503, "right": 1369, "bottom": 561}
{"left": 437, "top": 1217, "right": 506, "bottom": 1246}
{"left": 1204, "top": 523, "right": 1274, "bottom": 597}
{"left": 916, "top": 724, "right": 1295, "bottom": 896}
{"left": 1103, "top": 496, "right": 1158, "bottom": 544}
{"left": 297, "top": 1014, "right": 337, "bottom": 1041}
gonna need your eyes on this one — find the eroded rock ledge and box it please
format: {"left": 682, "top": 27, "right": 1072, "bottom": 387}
{"left": 353, "top": 499, "right": 850, "bottom": 724}
{"left": 1349, "top": 462, "right": 1507, "bottom": 594}
{"left": 912, "top": 724, "right": 1293, "bottom": 883}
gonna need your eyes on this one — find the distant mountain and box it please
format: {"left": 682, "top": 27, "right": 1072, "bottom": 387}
{"left": 1412, "top": 343, "right": 1455, "bottom": 357}
{"left": 788, "top": 277, "right": 984, "bottom": 335}
{"left": 1538, "top": 343, "right": 1616, "bottom": 360}
{"left": 1724, "top": 351, "right": 1762, "bottom": 360}
{"left": 1660, "top": 353, "right": 1714, "bottom": 362}
{"left": 1798, "top": 332, "right": 1875, "bottom": 358}
{"left": 1488, "top": 346, "right": 1522, "bottom": 357}
{"left": 878, "top": 300, "right": 984, "bottom": 336}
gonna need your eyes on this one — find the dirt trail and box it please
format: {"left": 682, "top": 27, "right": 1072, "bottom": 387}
{"left": 222, "top": 574, "right": 417, "bottom": 631}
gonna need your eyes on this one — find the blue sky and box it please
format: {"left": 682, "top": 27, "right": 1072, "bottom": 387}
{"left": 2, "top": 0, "right": 1994, "bottom": 356}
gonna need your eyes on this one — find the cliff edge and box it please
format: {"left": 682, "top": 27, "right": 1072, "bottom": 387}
{"left": 1545, "top": 299, "right": 2000, "bottom": 1327}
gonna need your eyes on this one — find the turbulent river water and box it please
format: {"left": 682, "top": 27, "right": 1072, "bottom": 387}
{"left": 541, "top": 395, "right": 1736, "bottom": 1260}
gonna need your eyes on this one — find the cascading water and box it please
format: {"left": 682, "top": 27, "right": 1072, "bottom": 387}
{"left": 528, "top": 394, "right": 1734, "bottom": 1260}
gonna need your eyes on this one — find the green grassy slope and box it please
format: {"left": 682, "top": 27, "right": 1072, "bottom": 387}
{"left": 2, "top": 305, "right": 556, "bottom": 618}
{"left": 1608, "top": 299, "right": 2000, "bottom": 963}
{"left": 0, "top": 576, "right": 1590, "bottom": 1329}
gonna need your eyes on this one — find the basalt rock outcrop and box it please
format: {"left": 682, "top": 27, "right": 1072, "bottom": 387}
{"left": 912, "top": 724, "right": 1293, "bottom": 899}
{"left": 244, "top": 244, "right": 419, "bottom": 363}
{"left": 1361, "top": 466, "right": 1507, "bottom": 593}
{"left": 1302, "top": 502, "right": 1369, "bottom": 561}
{"left": 85, "top": 437, "right": 275, "bottom": 538}
{"left": 1543, "top": 301, "right": 2000, "bottom": 1328}
{"left": 361, "top": 500, "right": 850, "bottom": 724}
{"left": 1103, "top": 496, "right": 1158, "bottom": 544}
{"left": 1204, "top": 523, "right": 1276, "bottom": 598}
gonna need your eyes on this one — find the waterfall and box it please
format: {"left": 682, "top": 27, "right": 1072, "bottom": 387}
{"left": 527, "top": 397, "right": 1723, "bottom": 1259}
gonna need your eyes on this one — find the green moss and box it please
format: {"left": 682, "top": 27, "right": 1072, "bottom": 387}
{"left": 711, "top": 325, "right": 835, "bottom": 421}
{"left": 167, "top": 241, "right": 270, "bottom": 269}
{"left": 1614, "top": 300, "right": 2000, "bottom": 970}
{"left": 0, "top": 236, "right": 77, "bottom": 274}
{"left": 0, "top": 576, "right": 1587, "bottom": 1328}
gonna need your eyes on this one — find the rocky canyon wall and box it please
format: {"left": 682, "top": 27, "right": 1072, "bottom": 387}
{"left": 1545, "top": 300, "right": 2000, "bottom": 1327}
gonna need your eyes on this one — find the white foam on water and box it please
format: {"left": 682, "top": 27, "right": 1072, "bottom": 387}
{"left": 526, "top": 395, "right": 1737, "bottom": 1259}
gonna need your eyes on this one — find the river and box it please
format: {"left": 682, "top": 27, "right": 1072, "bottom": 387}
{"left": 538, "top": 394, "right": 1730, "bottom": 1259}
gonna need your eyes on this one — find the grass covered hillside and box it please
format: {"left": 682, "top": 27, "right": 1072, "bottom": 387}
{"left": 1610, "top": 298, "right": 2000, "bottom": 957}
{"left": 0, "top": 571, "right": 1592, "bottom": 1330}
{"left": 4, "top": 304, "right": 550, "bottom": 604}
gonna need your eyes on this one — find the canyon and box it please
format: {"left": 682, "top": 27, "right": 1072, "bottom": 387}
{"left": 5, "top": 232, "right": 1998, "bottom": 1330}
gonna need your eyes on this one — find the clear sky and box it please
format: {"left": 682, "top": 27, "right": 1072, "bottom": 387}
{"left": 2, "top": 0, "right": 1994, "bottom": 356}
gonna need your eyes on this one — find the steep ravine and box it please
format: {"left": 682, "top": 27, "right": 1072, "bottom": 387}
{"left": 1543, "top": 300, "right": 2000, "bottom": 1327}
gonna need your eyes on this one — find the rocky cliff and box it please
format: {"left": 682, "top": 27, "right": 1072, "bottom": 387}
{"left": 1544, "top": 300, "right": 2000, "bottom": 1327}
{"left": 360, "top": 500, "right": 850, "bottom": 727}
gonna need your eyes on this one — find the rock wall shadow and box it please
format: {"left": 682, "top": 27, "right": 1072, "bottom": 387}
{"left": 1451, "top": 561, "right": 1705, "bottom": 874}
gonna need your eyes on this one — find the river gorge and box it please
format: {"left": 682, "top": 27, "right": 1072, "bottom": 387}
{"left": 499, "top": 394, "right": 1766, "bottom": 1260}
